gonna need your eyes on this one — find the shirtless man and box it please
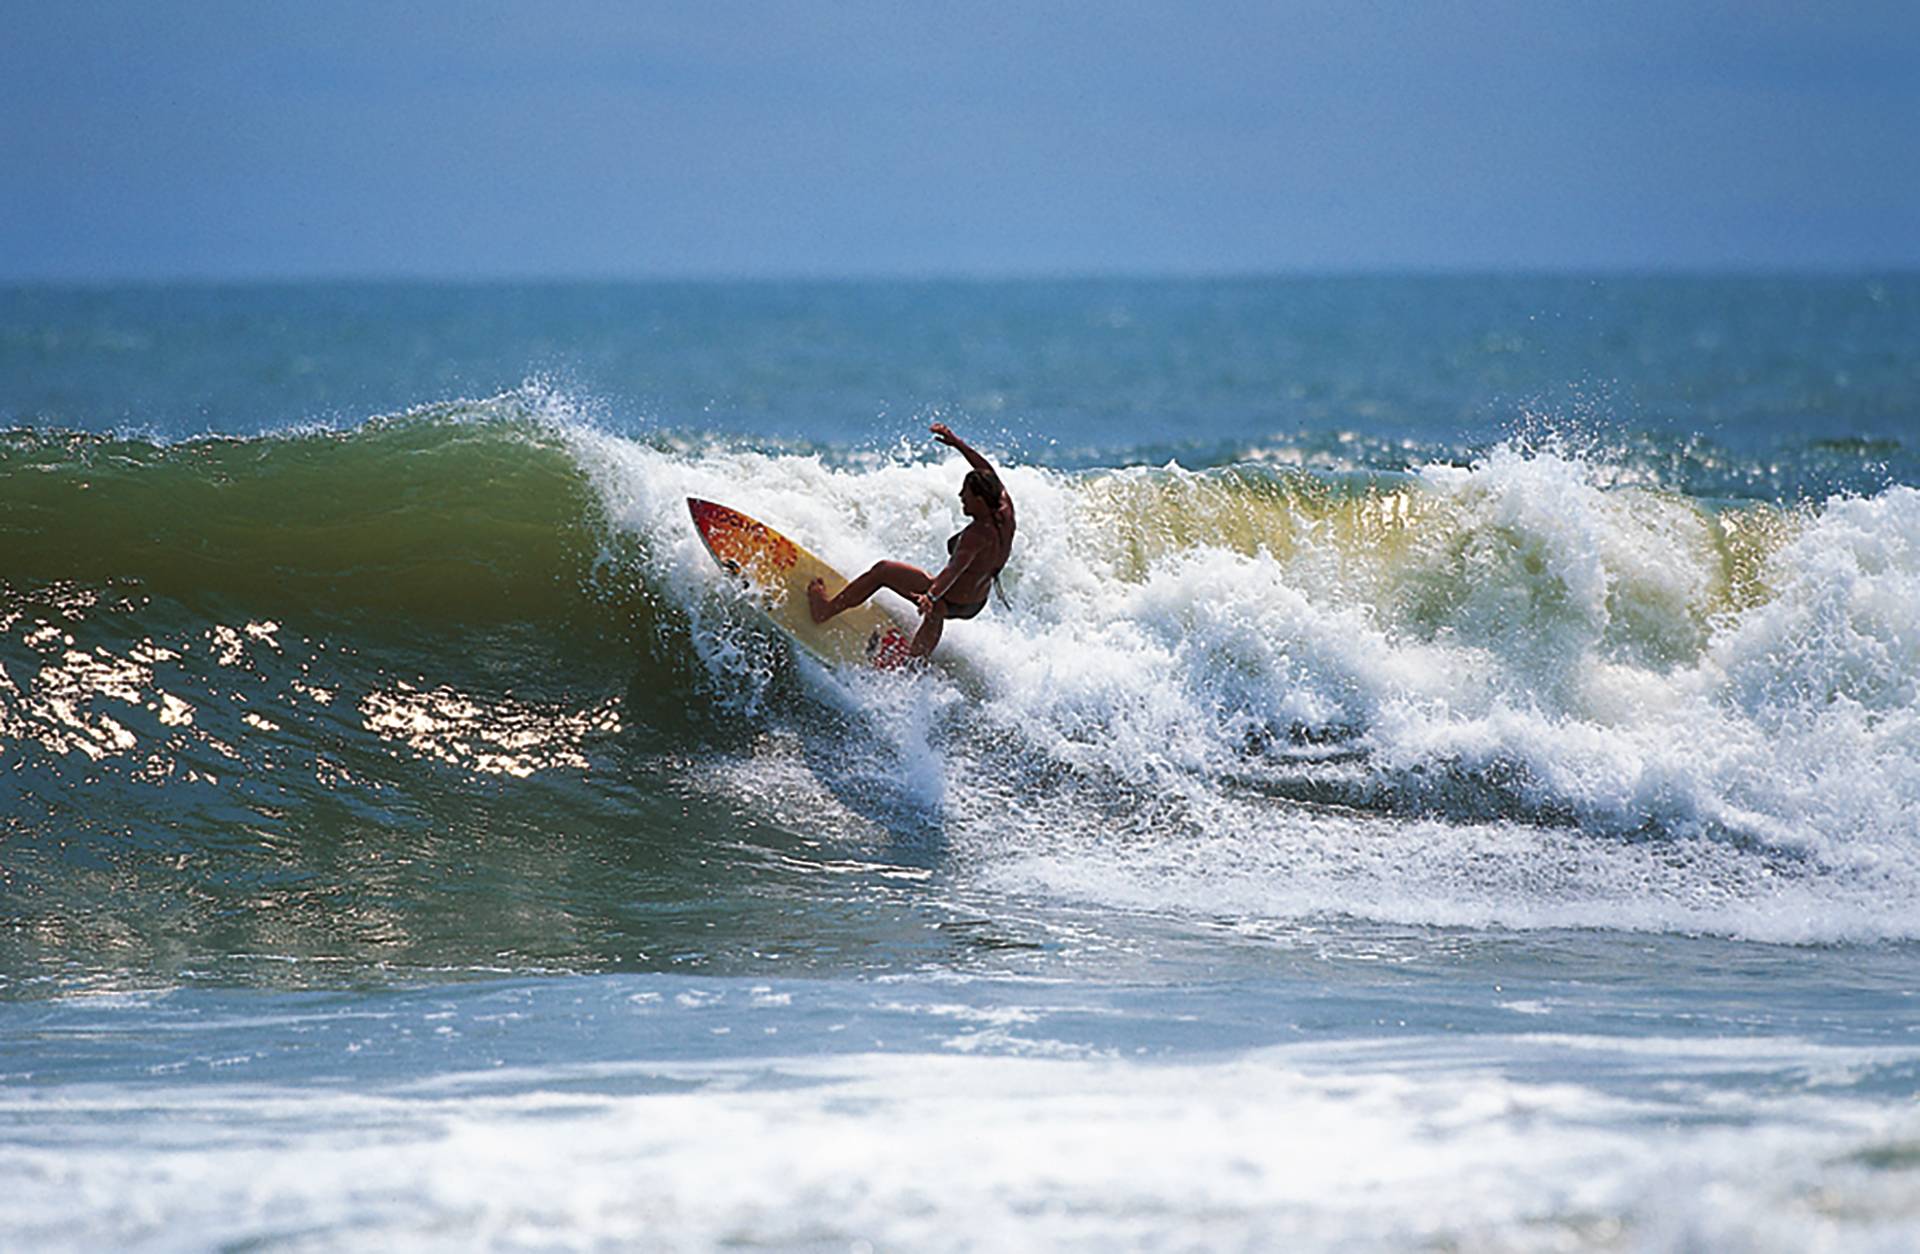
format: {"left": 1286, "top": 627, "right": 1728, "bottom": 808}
{"left": 807, "top": 423, "right": 1015, "bottom": 659}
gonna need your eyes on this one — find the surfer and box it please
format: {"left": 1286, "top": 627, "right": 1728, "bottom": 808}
{"left": 808, "top": 423, "right": 1015, "bottom": 659}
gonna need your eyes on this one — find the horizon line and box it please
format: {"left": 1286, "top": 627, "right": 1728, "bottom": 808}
{"left": 4, "top": 263, "right": 1917, "bottom": 288}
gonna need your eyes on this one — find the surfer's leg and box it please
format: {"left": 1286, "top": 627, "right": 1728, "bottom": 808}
{"left": 810, "top": 561, "right": 930, "bottom": 622}
{"left": 909, "top": 598, "right": 947, "bottom": 658}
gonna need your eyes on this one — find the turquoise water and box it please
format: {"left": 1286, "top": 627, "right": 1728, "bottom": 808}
{"left": 8, "top": 277, "right": 1916, "bottom": 491}
{"left": 4, "top": 278, "right": 1920, "bottom": 1249}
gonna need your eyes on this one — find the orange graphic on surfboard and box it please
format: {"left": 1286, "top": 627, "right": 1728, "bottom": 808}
{"left": 688, "top": 498, "right": 913, "bottom": 670}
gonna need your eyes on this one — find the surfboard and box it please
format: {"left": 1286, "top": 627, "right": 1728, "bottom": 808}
{"left": 687, "top": 498, "right": 914, "bottom": 670}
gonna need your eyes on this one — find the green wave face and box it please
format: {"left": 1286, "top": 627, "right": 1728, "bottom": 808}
{"left": 0, "top": 402, "right": 610, "bottom": 624}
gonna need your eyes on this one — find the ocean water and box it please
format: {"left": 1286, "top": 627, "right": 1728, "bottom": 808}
{"left": 3, "top": 276, "right": 1919, "bottom": 1250}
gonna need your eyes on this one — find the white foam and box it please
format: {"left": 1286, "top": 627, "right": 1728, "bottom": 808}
{"left": 7, "top": 1042, "right": 1920, "bottom": 1251}
{"left": 567, "top": 430, "right": 1920, "bottom": 942}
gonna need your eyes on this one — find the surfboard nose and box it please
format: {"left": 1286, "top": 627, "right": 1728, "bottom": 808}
{"left": 689, "top": 495, "right": 751, "bottom": 524}
{"left": 688, "top": 497, "right": 741, "bottom": 538}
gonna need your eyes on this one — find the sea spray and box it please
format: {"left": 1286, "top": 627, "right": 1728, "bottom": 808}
{"left": 566, "top": 422, "right": 1920, "bottom": 941}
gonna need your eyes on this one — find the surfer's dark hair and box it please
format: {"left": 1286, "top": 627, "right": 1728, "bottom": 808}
{"left": 963, "top": 469, "right": 1003, "bottom": 508}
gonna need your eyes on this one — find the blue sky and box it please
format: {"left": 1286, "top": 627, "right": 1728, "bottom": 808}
{"left": 4, "top": 1, "right": 1917, "bottom": 279}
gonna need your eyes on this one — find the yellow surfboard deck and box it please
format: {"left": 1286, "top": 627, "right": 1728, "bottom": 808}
{"left": 687, "top": 498, "right": 914, "bottom": 670}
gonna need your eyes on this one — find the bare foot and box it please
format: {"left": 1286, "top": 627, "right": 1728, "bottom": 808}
{"left": 807, "top": 577, "right": 836, "bottom": 623}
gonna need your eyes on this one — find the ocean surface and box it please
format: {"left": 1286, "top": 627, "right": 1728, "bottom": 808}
{"left": 3, "top": 276, "right": 1919, "bottom": 1250}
